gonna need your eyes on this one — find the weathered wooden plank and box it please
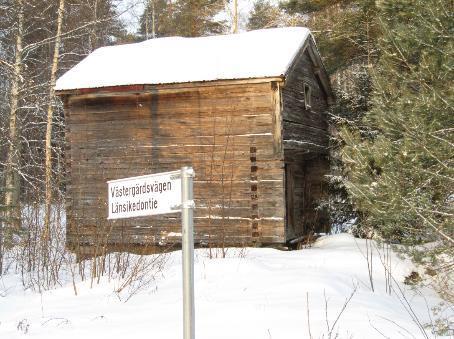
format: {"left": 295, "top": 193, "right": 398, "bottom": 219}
{"left": 60, "top": 78, "right": 283, "bottom": 97}
{"left": 281, "top": 49, "right": 331, "bottom": 241}
{"left": 64, "top": 81, "right": 289, "bottom": 248}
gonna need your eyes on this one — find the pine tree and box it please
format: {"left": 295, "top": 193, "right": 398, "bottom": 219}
{"left": 247, "top": 0, "right": 282, "bottom": 30}
{"left": 280, "top": 0, "right": 379, "bottom": 74}
{"left": 138, "top": 0, "right": 179, "bottom": 38}
{"left": 178, "top": 0, "right": 224, "bottom": 36}
{"left": 340, "top": 0, "right": 453, "bottom": 263}
{"left": 138, "top": 0, "right": 224, "bottom": 39}
{"left": 280, "top": 0, "right": 347, "bottom": 14}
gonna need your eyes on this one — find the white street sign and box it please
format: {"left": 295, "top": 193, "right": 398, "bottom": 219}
{"left": 107, "top": 167, "right": 195, "bottom": 339}
{"left": 107, "top": 171, "right": 181, "bottom": 219}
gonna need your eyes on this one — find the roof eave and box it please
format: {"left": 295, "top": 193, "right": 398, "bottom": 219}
{"left": 55, "top": 76, "right": 286, "bottom": 97}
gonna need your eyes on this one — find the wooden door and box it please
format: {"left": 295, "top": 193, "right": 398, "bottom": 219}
{"left": 285, "top": 163, "right": 295, "bottom": 238}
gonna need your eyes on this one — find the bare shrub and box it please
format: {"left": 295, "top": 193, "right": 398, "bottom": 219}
{"left": 1, "top": 201, "right": 169, "bottom": 302}
{"left": 113, "top": 252, "right": 168, "bottom": 302}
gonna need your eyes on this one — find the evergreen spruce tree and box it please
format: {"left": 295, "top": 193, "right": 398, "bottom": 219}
{"left": 340, "top": 0, "right": 453, "bottom": 266}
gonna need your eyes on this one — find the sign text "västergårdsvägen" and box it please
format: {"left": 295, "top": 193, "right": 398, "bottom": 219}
{"left": 107, "top": 171, "right": 181, "bottom": 219}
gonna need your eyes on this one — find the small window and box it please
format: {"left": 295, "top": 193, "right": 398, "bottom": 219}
{"left": 303, "top": 83, "right": 312, "bottom": 110}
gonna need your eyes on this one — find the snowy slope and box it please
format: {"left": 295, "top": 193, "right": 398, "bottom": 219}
{"left": 0, "top": 234, "right": 452, "bottom": 338}
{"left": 55, "top": 27, "right": 310, "bottom": 91}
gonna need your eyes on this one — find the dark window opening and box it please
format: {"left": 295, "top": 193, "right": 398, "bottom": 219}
{"left": 303, "top": 83, "right": 312, "bottom": 110}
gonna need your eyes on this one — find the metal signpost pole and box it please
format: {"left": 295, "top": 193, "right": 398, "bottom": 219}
{"left": 107, "top": 167, "right": 195, "bottom": 338}
{"left": 181, "top": 166, "right": 195, "bottom": 339}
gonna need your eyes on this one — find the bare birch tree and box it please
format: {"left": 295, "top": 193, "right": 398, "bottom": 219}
{"left": 144, "top": 0, "right": 156, "bottom": 39}
{"left": 4, "top": 0, "right": 24, "bottom": 233}
{"left": 43, "top": 0, "right": 65, "bottom": 243}
{"left": 232, "top": 0, "right": 238, "bottom": 33}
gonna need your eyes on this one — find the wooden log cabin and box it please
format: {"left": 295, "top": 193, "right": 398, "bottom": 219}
{"left": 55, "top": 27, "right": 334, "bottom": 253}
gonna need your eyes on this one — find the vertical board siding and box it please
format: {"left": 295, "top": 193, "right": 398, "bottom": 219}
{"left": 65, "top": 83, "right": 285, "bottom": 249}
{"left": 282, "top": 49, "right": 331, "bottom": 240}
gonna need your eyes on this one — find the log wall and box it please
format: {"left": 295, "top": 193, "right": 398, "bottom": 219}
{"left": 64, "top": 81, "right": 286, "bottom": 249}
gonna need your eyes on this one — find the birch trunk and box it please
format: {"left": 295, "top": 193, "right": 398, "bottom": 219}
{"left": 89, "top": 0, "right": 98, "bottom": 51}
{"left": 232, "top": 0, "right": 238, "bottom": 33}
{"left": 4, "top": 0, "right": 24, "bottom": 232}
{"left": 151, "top": 0, "right": 156, "bottom": 38}
{"left": 145, "top": 0, "right": 155, "bottom": 39}
{"left": 43, "top": 0, "right": 65, "bottom": 242}
{"left": 145, "top": 0, "right": 149, "bottom": 39}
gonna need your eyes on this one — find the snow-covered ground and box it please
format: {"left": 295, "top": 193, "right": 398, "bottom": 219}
{"left": 1, "top": 234, "right": 452, "bottom": 338}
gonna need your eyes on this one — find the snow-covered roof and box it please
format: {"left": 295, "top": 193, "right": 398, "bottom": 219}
{"left": 55, "top": 27, "right": 311, "bottom": 91}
